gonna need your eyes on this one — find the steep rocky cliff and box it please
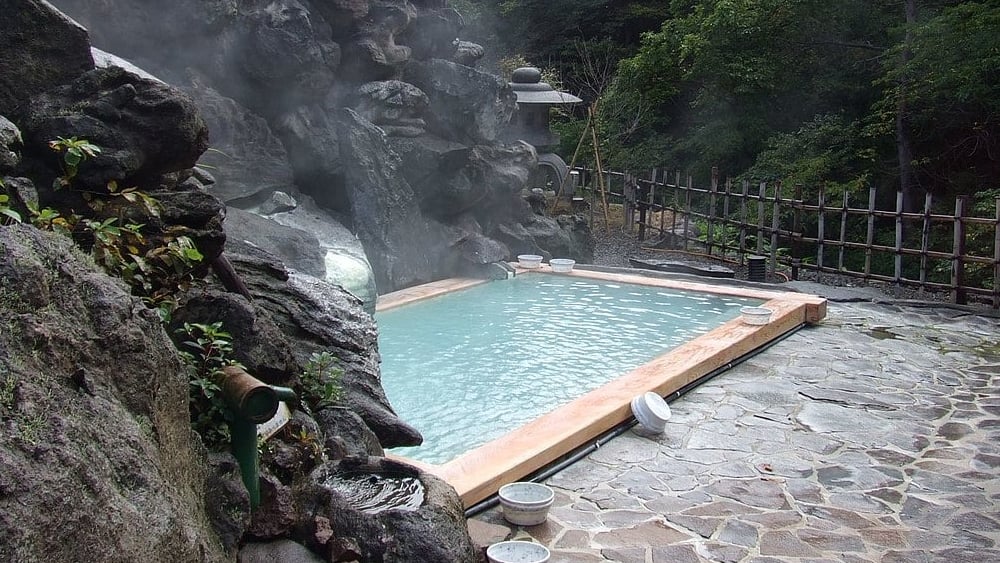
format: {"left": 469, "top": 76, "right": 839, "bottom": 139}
{"left": 48, "top": 0, "right": 592, "bottom": 298}
{"left": 0, "top": 1, "right": 493, "bottom": 560}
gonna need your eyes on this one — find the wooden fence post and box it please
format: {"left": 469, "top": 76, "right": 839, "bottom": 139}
{"left": 894, "top": 190, "right": 904, "bottom": 297}
{"left": 994, "top": 197, "right": 1000, "bottom": 308}
{"left": 722, "top": 177, "right": 732, "bottom": 260}
{"left": 671, "top": 171, "right": 680, "bottom": 243}
{"left": 683, "top": 175, "right": 693, "bottom": 251}
{"left": 817, "top": 183, "right": 826, "bottom": 270}
{"left": 707, "top": 167, "right": 719, "bottom": 255}
{"left": 864, "top": 186, "right": 876, "bottom": 279}
{"left": 739, "top": 180, "right": 749, "bottom": 265}
{"left": 756, "top": 181, "right": 767, "bottom": 256}
{"left": 769, "top": 181, "right": 782, "bottom": 275}
{"left": 919, "top": 192, "right": 933, "bottom": 297}
{"left": 952, "top": 195, "right": 969, "bottom": 305}
{"left": 838, "top": 189, "right": 849, "bottom": 271}
{"left": 791, "top": 184, "right": 803, "bottom": 280}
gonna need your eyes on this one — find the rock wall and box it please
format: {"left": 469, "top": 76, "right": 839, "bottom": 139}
{"left": 0, "top": 1, "right": 479, "bottom": 560}
{"left": 0, "top": 226, "right": 226, "bottom": 563}
{"left": 48, "top": 0, "right": 592, "bottom": 296}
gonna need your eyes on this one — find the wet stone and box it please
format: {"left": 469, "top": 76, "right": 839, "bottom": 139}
{"left": 649, "top": 544, "right": 702, "bottom": 563}
{"left": 818, "top": 465, "right": 902, "bottom": 491}
{"left": 915, "top": 459, "right": 968, "bottom": 475}
{"left": 786, "top": 480, "right": 825, "bottom": 504}
{"left": 547, "top": 505, "right": 602, "bottom": 529}
{"left": 936, "top": 422, "right": 975, "bottom": 441}
{"left": 703, "top": 478, "right": 790, "bottom": 510}
{"left": 608, "top": 467, "right": 669, "bottom": 496}
{"left": 973, "top": 453, "right": 1000, "bottom": 469}
{"left": 700, "top": 542, "right": 748, "bottom": 562}
{"left": 592, "top": 520, "right": 689, "bottom": 548}
{"left": 682, "top": 499, "right": 763, "bottom": 517}
{"left": 663, "top": 513, "right": 720, "bottom": 538}
{"left": 553, "top": 530, "right": 590, "bottom": 549}
{"left": 797, "top": 528, "right": 865, "bottom": 552}
{"left": 950, "top": 530, "right": 996, "bottom": 549}
{"left": 908, "top": 468, "right": 983, "bottom": 493}
{"left": 598, "top": 510, "right": 654, "bottom": 529}
{"left": 801, "top": 505, "right": 877, "bottom": 529}
{"left": 582, "top": 488, "right": 644, "bottom": 511}
{"left": 859, "top": 528, "right": 908, "bottom": 548}
{"left": 868, "top": 488, "right": 904, "bottom": 505}
{"left": 742, "top": 511, "right": 805, "bottom": 529}
{"left": 883, "top": 550, "right": 932, "bottom": 563}
{"left": 549, "top": 550, "right": 606, "bottom": 562}
{"left": 906, "top": 529, "right": 954, "bottom": 549}
{"left": 661, "top": 474, "right": 699, "bottom": 492}
{"left": 588, "top": 435, "right": 659, "bottom": 465}
{"left": 759, "top": 530, "right": 822, "bottom": 558}
{"left": 753, "top": 456, "right": 814, "bottom": 478}
{"left": 718, "top": 519, "right": 759, "bottom": 547}
{"left": 932, "top": 548, "right": 1000, "bottom": 563}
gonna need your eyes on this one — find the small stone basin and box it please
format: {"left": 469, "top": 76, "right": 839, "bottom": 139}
{"left": 323, "top": 471, "right": 425, "bottom": 513}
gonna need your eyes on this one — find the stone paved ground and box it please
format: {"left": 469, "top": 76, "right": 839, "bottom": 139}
{"left": 470, "top": 297, "right": 1000, "bottom": 562}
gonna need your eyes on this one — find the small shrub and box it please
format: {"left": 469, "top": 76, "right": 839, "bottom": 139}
{"left": 177, "top": 321, "right": 240, "bottom": 449}
{"left": 300, "top": 351, "right": 343, "bottom": 411}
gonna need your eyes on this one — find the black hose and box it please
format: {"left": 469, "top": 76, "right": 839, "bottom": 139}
{"left": 463, "top": 322, "right": 807, "bottom": 518}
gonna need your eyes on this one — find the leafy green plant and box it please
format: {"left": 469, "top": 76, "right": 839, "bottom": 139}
{"left": 177, "top": 321, "right": 240, "bottom": 449}
{"left": 0, "top": 193, "right": 21, "bottom": 225}
{"left": 48, "top": 136, "right": 101, "bottom": 187}
{"left": 27, "top": 204, "right": 75, "bottom": 236}
{"left": 300, "top": 351, "right": 343, "bottom": 411}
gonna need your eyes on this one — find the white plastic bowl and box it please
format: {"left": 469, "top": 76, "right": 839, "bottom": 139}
{"left": 630, "top": 392, "right": 671, "bottom": 433}
{"left": 517, "top": 254, "right": 543, "bottom": 269}
{"left": 549, "top": 258, "right": 575, "bottom": 273}
{"left": 486, "top": 541, "right": 551, "bottom": 563}
{"left": 740, "top": 306, "right": 773, "bottom": 325}
{"left": 498, "top": 482, "right": 554, "bottom": 526}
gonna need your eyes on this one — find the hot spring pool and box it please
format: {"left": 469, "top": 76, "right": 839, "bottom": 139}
{"left": 376, "top": 274, "right": 757, "bottom": 464}
{"left": 376, "top": 267, "right": 826, "bottom": 506}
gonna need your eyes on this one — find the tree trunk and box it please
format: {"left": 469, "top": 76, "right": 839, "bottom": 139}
{"left": 896, "top": 0, "right": 919, "bottom": 212}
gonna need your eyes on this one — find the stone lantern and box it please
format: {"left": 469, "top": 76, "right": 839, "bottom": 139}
{"left": 504, "top": 67, "right": 582, "bottom": 198}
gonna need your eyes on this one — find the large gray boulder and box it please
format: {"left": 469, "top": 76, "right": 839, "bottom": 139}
{"left": 337, "top": 108, "right": 443, "bottom": 291}
{"left": 0, "top": 0, "right": 94, "bottom": 116}
{"left": 217, "top": 238, "right": 422, "bottom": 448}
{"left": 404, "top": 58, "right": 517, "bottom": 144}
{"left": 188, "top": 83, "right": 297, "bottom": 205}
{"left": 0, "top": 225, "right": 226, "bottom": 562}
{"left": 298, "top": 458, "right": 476, "bottom": 562}
{"left": 15, "top": 66, "right": 209, "bottom": 193}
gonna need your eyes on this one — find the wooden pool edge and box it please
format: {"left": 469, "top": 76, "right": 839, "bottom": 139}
{"left": 377, "top": 267, "right": 827, "bottom": 507}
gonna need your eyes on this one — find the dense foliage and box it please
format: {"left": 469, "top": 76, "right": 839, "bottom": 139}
{"left": 458, "top": 0, "right": 999, "bottom": 204}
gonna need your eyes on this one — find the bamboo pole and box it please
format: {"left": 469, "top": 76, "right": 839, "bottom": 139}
{"left": 585, "top": 104, "right": 611, "bottom": 232}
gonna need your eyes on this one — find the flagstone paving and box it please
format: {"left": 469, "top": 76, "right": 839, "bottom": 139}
{"left": 470, "top": 298, "right": 1000, "bottom": 562}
